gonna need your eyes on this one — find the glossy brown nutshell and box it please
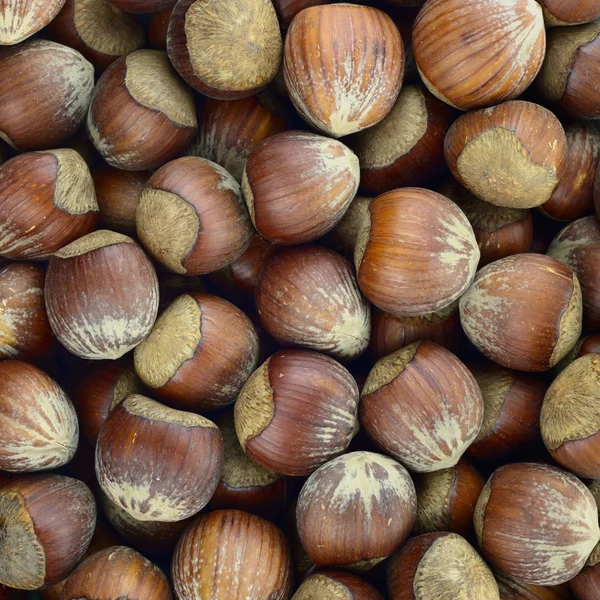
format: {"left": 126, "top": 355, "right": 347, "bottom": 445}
{"left": 96, "top": 394, "right": 223, "bottom": 522}
{"left": 47, "top": 0, "right": 145, "bottom": 70}
{"left": 273, "top": 0, "right": 332, "bottom": 25}
{"left": 0, "top": 40, "right": 94, "bottom": 151}
{"left": 0, "top": 474, "right": 96, "bottom": 590}
{"left": 573, "top": 482, "right": 600, "bottom": 600}
{"left": 60, "top": 546, "right": 172, "bottom": 600}
{"left": 466, "top": 364, "right": 546, "bottom": 461}
{"left": 284, "top": 4, "right": 404, "bottom": 137}
{"left": 137, "top": 157, "right": 253, "bottom": 275}
{"left": 474, "top": 462, "right": 600, "bottom": 585}
{"left": 106, "top": 0, "right": 174, "bottom": 11}
{"left": 537, "top": 0, "right": 600, "bottom": 24}
{"left": 45, "top": 231, "right": 159, "bottom": 360}
{"left": 234, "top": 349, "right": 359, "bottom": 476}
{"left": 0, "top": 0, "right": 65, "bottom": 44}
{"left": 0, "top": 361, "right": 78, "bottom": 472}
{"left": 459, "top": 253, "right": 582, "bottom": 372}
{"left": 148, "top": 5, "right": 173, "bottom": 49}
{"left": 172, "top": 509, "right": 293, "bottom": 600}
{"left": 445, "top": 101, "right": 567, "bottom": 209}
{"left": 0, "top": 150, "right": 98, "bottom": 260}
{"left": 242, "top": 131, "right": 359, "bottom": 245}
{"left": 87, "top": 49, "right": 197, "bottom": 170}
{"left": 355, "top": 187, "right": 479, "bottom": 317}
{"left": 167, "top": 0, "right": 282, "bottom": 99}
{"left": 296, "top": 451, "right": 417, "bottom": 569}
{"left": 134, "top": 293, "right": 259, "bottom": 412}
{"left": 413, "top": 0, "right": 545, "bottom": 110}
{"left": 255, "top": 246, "right": 370, "bottom": 360}
{"left": 0, "top": 263, "right": 54, "bottom": 362}
{"left": 292, "top": 570, "right": 384, "bottom": 600}
{"left": 360, "top": 341, "right": 483, "bottom": 473}
{"left": 495, "top": 572, "right": 575, "bottom": 600}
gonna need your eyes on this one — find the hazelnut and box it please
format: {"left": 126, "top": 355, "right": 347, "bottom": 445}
{"left": 0, "top": 263, "right": 54, "bottom": 361}
{"left": 0, "top": 474, "right": 96, "bottom": 590}
{"left": 573, "top": 480, "right": 600, "bottom": 600}
{"left": 445, "top": 101, "right": 567, "bottom": 209}
{"left": 413, "top": 0, "right": 545, "bottom": 110}
{"left": 134, "top": 293, "right": 259, "bottom": 412}
{"left": 242, "top": 131, "right": 359, "bottom": 245}
{"left": 96, "top": 394, "right": 223, "bottom": 522}
{"left": 148, "top": 5, "right": 174, "bottom": 49}
{"left": 495, "top": 572, "right": 574, "bottom": 600}
{"left": 0, "top": 360, "right": 78, "bottom": 472}
{"left": 106, "top": 0, "right": 175, "bottom": 11}
{"left": 87, "top": 49, "right": 197, "bottom": 170}
{"left": 0, "top": 40, "right": 94, "bottom": 151}
{"left": 537, "top": 0, "right": 600, "bottom": 25}
{"left": 327, "top": 196, "right": 373, "bottom": 259}
{"left": 296, "top": 451, "right": 417, "bottom": 569}
{"left": 45, "top": 230, "right": 159, "bottom": 360}
{"left": 474, "top": 462, "right": 600, "bottom": 585}
{"left": 292, "top": 570, "right": 384, "bottom": 600}
{"left": 136, "top": 157, "right": 253, "bottom": 275}
{"left": 0, "top": 149, "right": 98, "bottom": 260}
{"left": 355, "top": 187, "right": 479, "bottom": 317}
{"left": 360, "top": 341, "right": 483, "bottom": 472}
{"left": 234, "top": 349, "right": 359, "bottom": 476}
{"left": 284, "top": 4, "right": 404, "bottom": 137}
{"left": 0, "top": 0, "right": 65, "bottom": 45}
{"left": 172, "top": 509, "right": 293, "bottom": 600}
{"left": 167, "top": 0, "right": 282, "bottom": 99}
{"left": 459, "top": 253, "right": 582, "bottom": 371}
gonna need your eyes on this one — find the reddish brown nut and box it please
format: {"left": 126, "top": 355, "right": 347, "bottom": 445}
{"left": 106, "top": 0, "right": 174, "bottom": 11}
{"left": 148, "top": 5, "right": 174, "bottom": 49}
{"left": 0, "top": 474, "right": 96, "bottom": 590}
{"left": 459, "top": 253, "right": 582, "bottom": 372}
{"left": 495, "top": 572, "right": 575, "bottom": 600}
{"left": 445, "top": 101, "right": 567, "bottom": 209}
{"left": 0, "top": 0, "right": 65, "bottom": 45}
{"left": 45, "top": 230, "right": 159, "bottom": 360}
{"left": 87, "top": 49, "right": 197, "bottom": 170}
{"left": 413, "top": 0, "right": 544, "bottom": 110}
{"left": 242, "top": 131, "right": 359, "bottom": 245}
{"left": 167, "top": 0, "right": 281, "bottom": 100}
{"left": 47, "top": 0, "right": 145, "bottom": 70}
{"left": 0, "top": 149, "right": 98, "bottom": 260}
{"left": 296, "top": 451, "right": 417, "bottom": 569}
{"left": 60, "top": 546, "right": 172, "bottom": 600}
{"left": 466, "top": 364, "right": 546, "bottom": 461}
{"left": 537, "top": 0, "right": 600, "bottom": 24}
{"left": 0, "top": 40, "right": 93, "bottom": 151}
{"left": 355, "top": 187, "right": 479, "bottom": 317}
{"left": 137, "top": 157, "right": 253, "bottom": 275}
{"left": 292, "top": 570, "right": 384, "bottom": 600}
{"left": 574, "top": 481, "right": 600, "bottom": 600}
{"left": 360, "top": 341, "right": 483, "bottom": 472}
{"left": 172, "top": 509, "right": 293, "bottom": 600}
{"left": 0, "top": 361, "right": 78, "bottom": 472}
{"left": 351, "top": 85, "right": 454, "bottom": 195}
{"left": 474, "top": 462, "right": 600, "bottom": 585}
{"left": 284, "top": 4, "right": 404, "bottom": 137}
{"left": 134, "top": 293, "right": 258, "bottom": 412}
{"left": 0, "top": 263, "right": 54, "bottom": 361}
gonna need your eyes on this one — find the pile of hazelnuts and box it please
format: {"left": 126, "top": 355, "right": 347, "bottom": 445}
{"left": 3, "top": 0, "right": 600, "bottom": 598}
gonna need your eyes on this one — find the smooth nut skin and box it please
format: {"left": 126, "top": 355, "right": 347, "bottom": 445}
{"left": 296, "top": 451, "right": 417, "bottom": 569}
{"left": 537, "top": 0, "right": 600, "bottom": 24}
{"left": 0, "top": 0, "right": 66, "bottom": 45}
{"left": 172, "top": 509, "right": 293, "bottom": 600}
{"left": 148, "top": 5, "right": 173, "bottom": 49}
{"left": 413, "top": 0, "right": 545, "bottom": 110}
{"left": 284, "top": 4, "right": 404, "bottom": 137}
{"left": 474, "top": 462, "right": 600, "bottom": 586}
{"left": 355, "top": 187, "right": 479, "bottom": 317}
{"left": 495, "top": 572, "right": 574, "bottom": 600}
{"left": 459, "top": 253, "right": 582, "bottom": 372}
{"left": 292, "top": 570, "right": 384, "bottom": 600}
{"left": 242, "top": 131, "right": 359, "bottom": 245}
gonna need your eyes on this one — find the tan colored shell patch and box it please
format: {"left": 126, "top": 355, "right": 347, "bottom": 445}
{"left": 54, "top": 229, "right": 133, "bottom": 258}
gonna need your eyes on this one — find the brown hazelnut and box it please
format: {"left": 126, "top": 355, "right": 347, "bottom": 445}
{"left": 355, "top": 187, "right": 479, "bottom": 317}
{"left": 242, "top": 131, "right": 359, "bottom": 245}
{"left": 573, "top": 480, "right": 600, "bottom": 600}
{"left": 172, "top": 509, "right": 293, "bottom": 600}
{"left": 0, "top": 149, "right": 98, "bottom": 260}
{"left": 0, "top": 474, "right": 96, "bottom": 590}
{"left": 495, "top": 572, "right": 575, "bottom": 600}
{"left": 45, "top": 230, "right": 159, "bottom": 360}
{"left": 537, "top": 0, "right": 600, "bottom": 25}
{"left": 413, "top": 0, "right": 545, "bottom": 110}
{"left": 148, "top": 4, "right": 174, "bottom": 49}
{"left": 327, "top": 196, "right": 373, "bottom": 260}
{"left": 292, "top": 570, "right": 384, "bottom": 600}
{"left": 96, "top": 394, "right": 223, "bottom": 522}
{"left": 296, "top": 451, "right": 417, "bottom": 570}
{"left": 0, "top": 360, "right": 78, "bottom": 472}
{"left": 474, "top": 462, "right": 600, "bottom": 585}
{"left": 360, "top": 341, "right": 483, "bottom": 472}
{"left": 134, "top": 293, "right": 259, "bottom": 412}
{"left": 459, "top": 253, "right": 582, "bottom": 372}
{"left": 106, "top": 0, "right": 175, "bottom": 11}
{"left": 136, "top": 157, "right": 253, "bottom": 275}
{"left": 167, "top": 0, "right": 281, "bottom": 100}
{"left": 0, "top": 0, "right": 65, "bottom": 45}
{"left": 0, "top": 40, "right": 94, "bottom": 151}
{"left": 284, "top": 4, "right": 404, "bottom": 137}
{"left": 87, "top": 49, "right": 197, "bottom": 170}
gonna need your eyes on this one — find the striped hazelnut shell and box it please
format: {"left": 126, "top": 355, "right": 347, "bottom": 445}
{"left": 537, "top": 0, "right": 600, "bottom": 25}
{"left": 495, "top": 571, "right": 574, "bottom": 600}
{"left": 0, "top": 0, "right": 66, "bottom": 45}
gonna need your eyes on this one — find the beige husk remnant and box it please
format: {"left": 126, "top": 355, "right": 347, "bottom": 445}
{"left": 362, "top": 343, "right": 420, "bottom": 395}
{"left": 292, "top": 574, "right": 350, "bottom": 600}
{"left": 550, "top": 274, "right": 583, "bottom": 367}
{"left": 123, "top": 394, "right": 217, "bottom": 428}
{"left": 54, "top": 230, "right": 133, "bottom": 258}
